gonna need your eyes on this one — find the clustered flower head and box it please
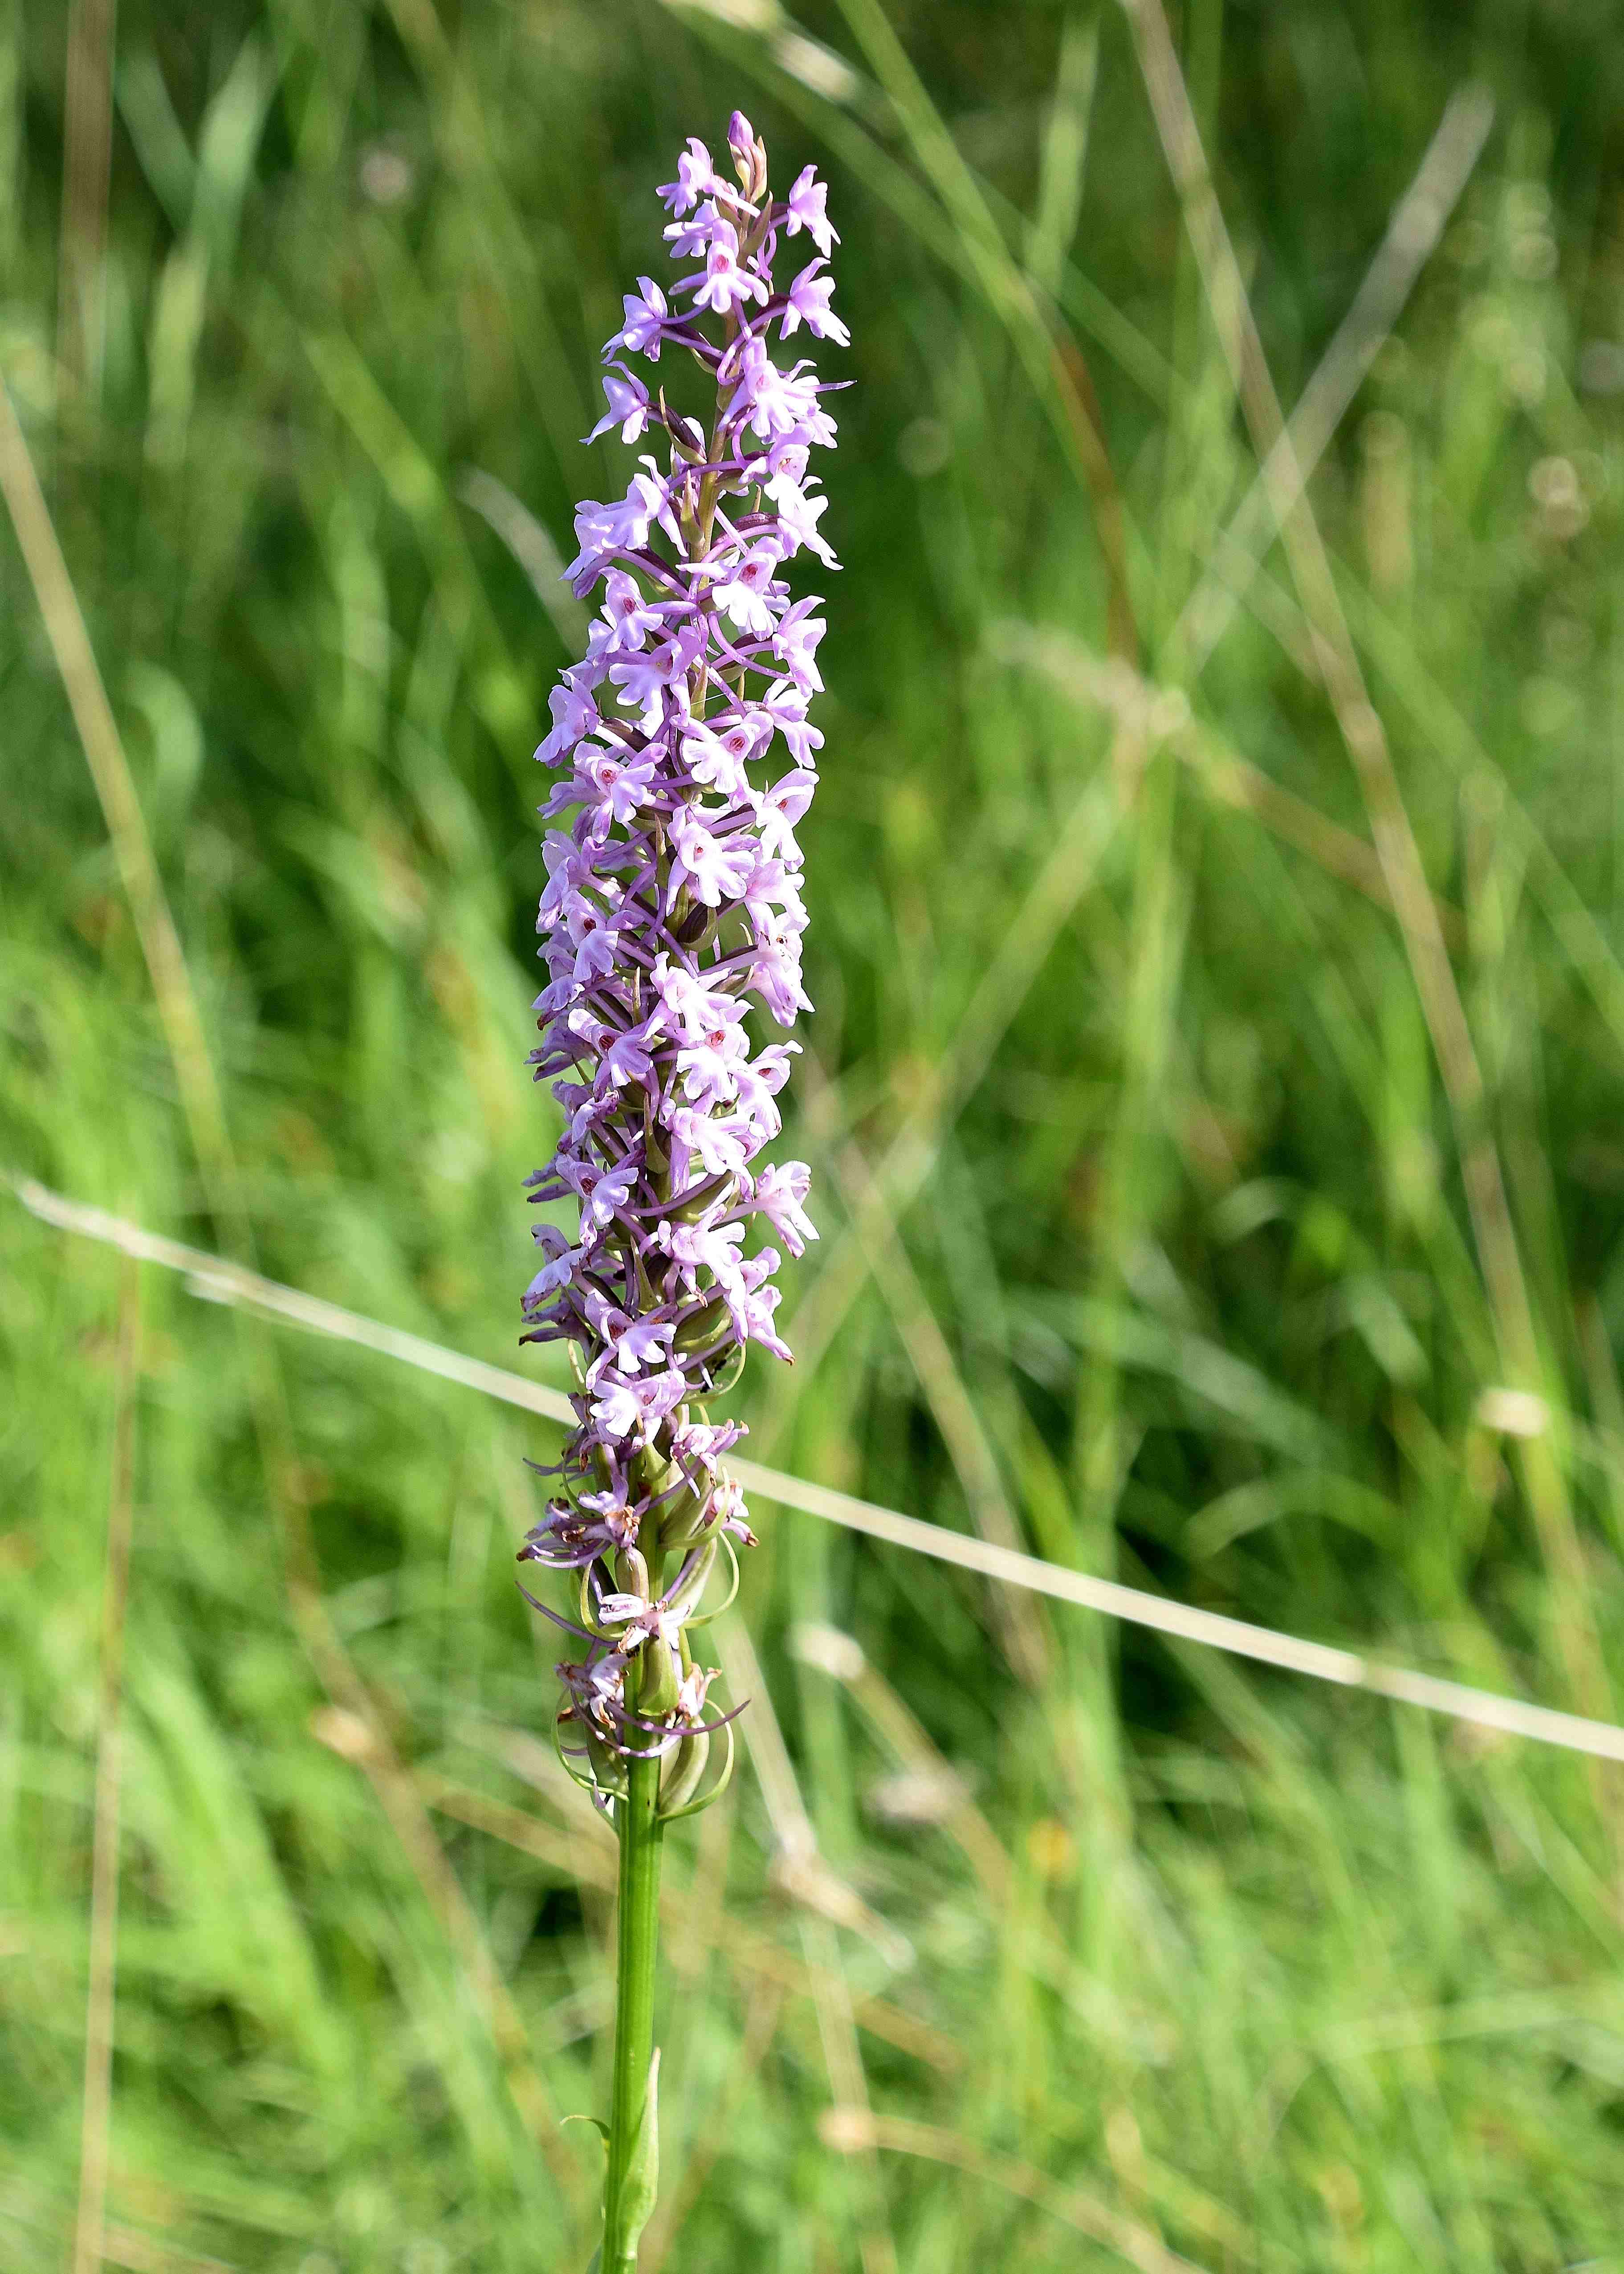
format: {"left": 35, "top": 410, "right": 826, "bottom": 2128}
{"left": 518, "top": 114, "right": 844, "bottom": 1815}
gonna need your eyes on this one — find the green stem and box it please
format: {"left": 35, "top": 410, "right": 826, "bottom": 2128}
{"left": 601, "top": 1748, "right": 664, "bottom": 2270}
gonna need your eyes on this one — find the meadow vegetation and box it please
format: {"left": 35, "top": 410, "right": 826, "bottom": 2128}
{"left": 5, "top": 1, "right": 1624, "bottom": 2267}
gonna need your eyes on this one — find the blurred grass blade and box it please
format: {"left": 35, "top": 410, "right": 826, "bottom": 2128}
{"left": 713, "top": 1617, "right": 901, "bottom": 2273}
{"left": 1028, "top": 11, "right": 1099, "bottom": 304}
{"left": 71, "top": 1254, "right": 139, "bottom": 2274}
{"left": 458, "top": 464, "right": 591, "bottom": 654}
{"left": 115, "top": 48, "right": 197, "bottom": 231}
{"left": 1177, "top": 83, "right": 1495, "bottom": 672}
{"left": 0, "top": 378, "right": 238, "bottom": 1220}
{"left": 145, "top": 35, "right": 276, "bottom": 465}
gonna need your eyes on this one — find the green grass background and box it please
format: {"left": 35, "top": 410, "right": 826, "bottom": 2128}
{"left": 6, "top": 0, "right": 1624, "bottom": 2266}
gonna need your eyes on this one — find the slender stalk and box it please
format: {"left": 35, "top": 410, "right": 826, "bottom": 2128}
{"left": 602, "top": 1751, "right": 665, "bottom": 2269}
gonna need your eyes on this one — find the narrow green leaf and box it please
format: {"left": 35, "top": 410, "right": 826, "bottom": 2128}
{"left": 617, "top": 2047, "right": 660, "bottom": 2260}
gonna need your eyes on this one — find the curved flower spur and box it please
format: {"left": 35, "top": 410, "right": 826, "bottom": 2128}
{"left": 516, "top": 113, "right": 844, "bottom": 2268}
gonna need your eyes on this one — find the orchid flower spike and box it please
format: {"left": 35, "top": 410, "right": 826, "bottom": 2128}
{"left": 521, "top": 123, "right": 844, "bottom": 1822}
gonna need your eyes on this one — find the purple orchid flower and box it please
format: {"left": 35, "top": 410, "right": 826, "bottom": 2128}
{"left": 518, "top": 117, "right": 843, "bottom": 1785}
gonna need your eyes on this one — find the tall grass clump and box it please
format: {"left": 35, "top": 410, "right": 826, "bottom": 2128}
{"left": 4, "top": 3, "right": 1624, "bottom": 2269}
